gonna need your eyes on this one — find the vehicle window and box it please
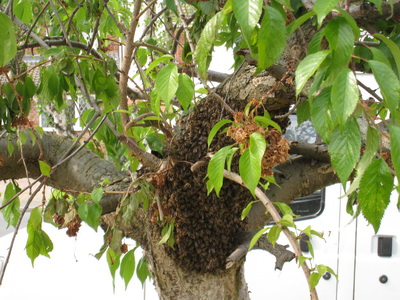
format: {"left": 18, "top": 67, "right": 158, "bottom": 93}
{"left": 284, "top": 114, "right": 325, "bottom": 220}
{"left": 290, "top": 190, "right": 325, "bottom": 220}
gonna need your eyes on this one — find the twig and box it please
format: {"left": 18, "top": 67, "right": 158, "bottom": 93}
{"left": 357, "top": 79, "right": 383, "bottom": 102}
{"left": 223, "top": 169, "right": 319, "bottom": 300}
{"left": 23, "top": 0, "right": 50, "bottom": 47}
{"left": 119, "top": 0, "right": 143, "bottom": 128}
{"left": 0, "top": 182, "right": 44, "bottom": 285}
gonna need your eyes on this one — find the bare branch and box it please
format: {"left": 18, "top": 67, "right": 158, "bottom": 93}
{"left": 227, "top": 232, "right": 295, "bottom": 270}
{"left": 223, "top": 169, "right": 319, "bottom": 300}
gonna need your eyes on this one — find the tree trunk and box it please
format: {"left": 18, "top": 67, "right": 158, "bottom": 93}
{"left": 145, "top": 232, "right": 250, "bottom": 300}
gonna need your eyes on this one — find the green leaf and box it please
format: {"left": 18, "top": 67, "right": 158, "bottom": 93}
{"left": 120, "top": 249, "right": 135, "bottom": 290}
{"left": 374, "top": 33, "right": 400, "bottom": 78}
{"left": 91, "top": 187, "right": 104, "bottom": 204}
{"left": 313, "top": 0, "right": 340, "bottom": 27}
{"left": 368, "top": 0, "right": 383, "bottom": 13}
{"left": 0, "top": 12, "right": 17, "bottom": 67}
{"left": 335, "top": 8, "right": 360, "bottom": 40}
{"left": 310, "top": 87, "right": 336, "bottom": 142}
{"left": 208, "top": 119, "right": 232, "bottom": 148}
{"left": 295, "top": 50, "right": 331, "bottom": 97}
{"left": 267, "top": 225, "right": 282, "bottom": 247}
{"left": 136, "top": 257, "right": 151, "bottom": 287}
{"left": 155, "top": 63, "right": 179, "bottom": 104}
{"left": 368, "top": 60, "right": 400, "bottom": 113}
{"left": 358, "top": 158, "right": 393, "bottom": 233}
{"left": 241, "top": 200, "right": 257, "bottom": 220}
{"left": 176, "top": 73, "right": 195, "bottom": 111}
{"left": 207, "top": 145, "right": 233, "bottom": 196}
{"left": 39, "top": 160, "right": 51, "bottom": 177}
{"left": 296, "top": 101, "right": 310, "bottom": 126}
{"left": 253, "top": 116, "right": 282, "bottom": 132}
{"left": 287, "top": 12, "right": 315, "bottom": 35}
{"left": 2, "top": 183, "right": 21, "bottom": 228}
{"left": 346, "top": 127, "right": 379, "bottom": 195}
{"left": 164, "top": 0, "right": 178, "bottom": 14}
{"left": 249, "top": 227, "right": 269, "bottom": 250}
{"left": 106, "top": 248, "right": 121, "bottom": 291}
{"left": 257, "top": 6, "right": 287, "bottom": 71}
{"left": 26, "top": 207, "right": 54, "bottom": 266}
{"left": 194, "top": 11, "right": 224, "bottom": 79}
{"left": 145, "top": 54, "right": 174, "bottom": 75}
{"left": 14, "top": 1, "right": 33, "bottom": 23}
{"left": 369, "top": 47, "right": 391, "bottom": 67}
{"left": 310, "top": 272, "right": 322, "bottom": 290}
{"left": 389, "top": 125, "right": 400, "bottom": 181}
{"left": 239, "top": 133, "right": 266, "bottom": 196}
{"left": 232, "top": 0, "right": 263, "bottom": 44}
{"left": 331, "top": 68, "right": 359, "bottom": 126}
{"left": 324, "top": 17, "right": 354, "bottom": 68}
{"left": 159, "top": 220, "right": 175, "bottom": 246}
{"left": 274, "top": 202, "right": 296, "bottom": 217}
{"left": 275, "top": 0, "right": 293, "bottom": 10}
{"left": 78, "top": 202, "right": 102, "bottom": 231}
{"left": 328, "top": 117, "right": 361, "bottom": 185}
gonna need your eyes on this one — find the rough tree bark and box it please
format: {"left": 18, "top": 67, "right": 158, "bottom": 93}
{"left": 2, "top": 1, "right": 397, "bottom": 298}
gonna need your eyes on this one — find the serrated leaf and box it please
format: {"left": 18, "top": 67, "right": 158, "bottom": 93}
{"left": 145, "top": 54, "right": 174, "bottom": 75}
{"left": 295, "top": 50, "right": 331, "bottom": 96}
{"left": 253, "top": 116, "right": 282, "bottom": 132}
{"left": 375, "top": 33, "right": 400, "bottom": 78}
{"left": 176, "top": 73, "right": 194, "bottom": 111}
{"left": 328, "top": 118, "right": 361, "bottom": 185}
{"left": 26, "top": 207, "right": 54, "bottom": 266}
{"left": 310, "top": 87, "right": 336, "bottom": 142}
{"left": 106, "top": 248, "right": 121, "bottom": 291}
{"left": 159, "top": 220, "right": 174, "bottom": 246}
{"left": 39, "top": 160, "right": 51, "bottom": 177}
{"left": 313, "top": 0, "right": 340, "bottom": 27}
{"left": 296, "top": 101, "right": 310, "bottom": 126}
{"left": 267, "top": 225, "right": 282, "bottom": 247}
{"left": 331, "top": 68, "right": 359, "bottom": 126}
{"left": 120, "top": 249, "right": 135, "bottom": 289}
{"left": 155, "top": 63, "right": 179, "bottom": 103}
{"left": 136, "top": 257, "right": 151, "bottom": 287}
{"left": 324, "top": 17, "right": 354, "bottom": 68}
{"left": 369, "top": 60, "right": 400, "bottom": 113}
{"left": 239, "top": 133, "right": 266, "bottom": 196}
{"left": 275, "top": 0, "right": 293, "bottom": 10}
{"left": 0, "top": 12, "right": 17, "bottom": 67}
{"left": 335, "top": 8, "right": 360, "bottom": 39}
{"left": 346, "top": 127, "right": 379, "bottom": 195}
{"left": 2, "top": 183, "right": 21, "bottom": 228}
{"left": 194, "top": 11, "right": 224, "bottom": 79}
{"left": 233, "top": 0, "right": 263, "bottom": 44}
{"left": 257, "top": 6, "right": 287, "bottom": 71}
{"left": 287, "top": 11, "right": 315, "bottom": 35}
{"left": 249, "top": 227, "right": 269, "bottom": 250}
{"left": 369, "top": 47, "right": 391, "bottom": 67}
{"left": 274, "top": 202, "right": 296, "bottom": 217}
{"left": 78, "top": 202, "right": 102, "bottom": 231}
{"left": 389, "top": 125, "right": 400, "bottom": 180}
{"left": 241, "top": 200, "right": 256, "bottom": 220}
{"left": 309, "top": 272, "right": 322, "bottom": 290}
{"left": 91, "top": 187, "right": 103, "bottom": 204}
{"left": 358, "top": 158, "right": 393, "bottom": 233}
{"left": 207, "top": 145, "right": 233, "bottom": 196}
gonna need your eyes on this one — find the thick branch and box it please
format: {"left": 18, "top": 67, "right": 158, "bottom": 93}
{"left": 246, "top": 156, "right": 338, "bottom": 232}
{"left": 0, "top": 132, "right": 127, "bottom": 201}
{"left": 227, "top": 232, "right": 294, "bottom": 271}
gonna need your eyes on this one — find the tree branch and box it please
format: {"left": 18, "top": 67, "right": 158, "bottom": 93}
{"left": 223, "top": 169, "right": 319, "bottom": 300}
{"left": 227, "top": 232, "right": 295, "bottom": 271}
